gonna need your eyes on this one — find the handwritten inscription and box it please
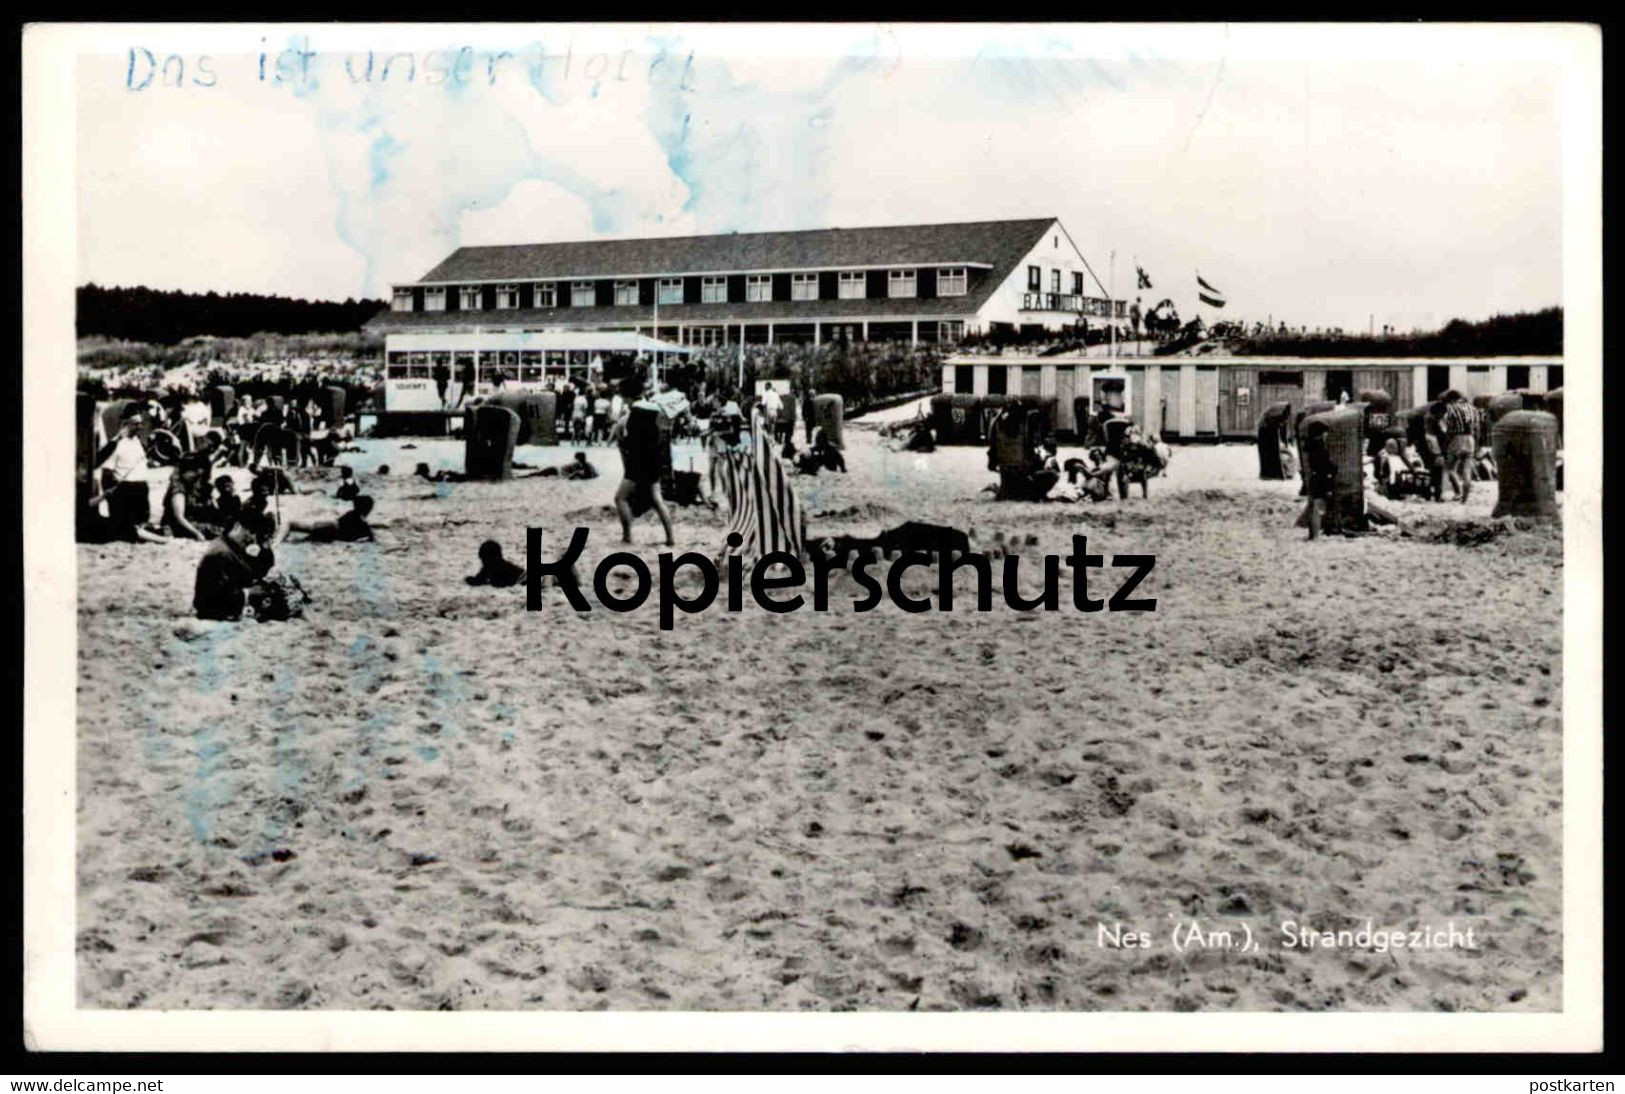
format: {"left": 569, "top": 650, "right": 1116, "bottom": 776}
{"left": 122, "top": 37, "right": 697, "bottom": 92}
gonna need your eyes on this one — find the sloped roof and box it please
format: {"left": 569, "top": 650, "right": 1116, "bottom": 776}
{"left": 365, "top": 296, "right": 987, "bottom": 334}
{"left": 411, "top": 218, "right": 1057, "bottom": 283}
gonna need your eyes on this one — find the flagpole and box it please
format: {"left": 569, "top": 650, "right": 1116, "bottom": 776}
{"left": 1109, "top": 251, "right": 1116, "bottom": 363}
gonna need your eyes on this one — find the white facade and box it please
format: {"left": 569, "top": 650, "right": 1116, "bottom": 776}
{"left": 972, "top": 219, "right": 1113, "bottom": 333}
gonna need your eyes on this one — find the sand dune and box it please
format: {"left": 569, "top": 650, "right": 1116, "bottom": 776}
{"left": 76, "top": 427, "right": 1562, "bottom": 1012}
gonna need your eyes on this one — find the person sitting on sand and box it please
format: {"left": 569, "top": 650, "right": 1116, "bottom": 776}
{"left": 162, "top": 432, "right": 228, "bottom": 540}
{"left": 81, "top": 479, "right": 170, "bottom": 544}
{"left": 561, "top": 451, "right": 598, "bottom": 480}
{"left": 335, "top": 465, "right": 360, "bottom": 500}
{"left": 213, "top": 475, "right": 242, "bottom": 524}
{"left": 464, "top": 540, "right": 526, "bottom": 588}
{"left": 279, "top": 494, "right": 378, "bottom": 544}
{"left": 1048, "top": 459, "right": 1087, "bottom": 502}
{"left": 810, "top": 426, "right": 846, "bottom": 473}
{"left": 193, "top": 510, "right": 277, "bottom": 621}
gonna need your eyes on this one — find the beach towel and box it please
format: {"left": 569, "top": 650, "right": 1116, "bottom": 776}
{"left": 717, "top": 410, "right": 804, "bottom": 564}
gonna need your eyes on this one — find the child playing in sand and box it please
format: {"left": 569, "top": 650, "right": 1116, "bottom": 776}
{"left": 464, "top": 540, "right": 526, "bottom": 588}
{"left": 334, "top": 465, "right": 360, "bottom": 500}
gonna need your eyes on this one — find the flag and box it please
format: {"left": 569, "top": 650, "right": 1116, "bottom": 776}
{"left": 1136, "top": 266, "right": 1153, "bottom": 290}
{"left": 718, "top": 411, "right": 805, "bottom": 564}
{"left": 1197, "top": 272, "right": 1226, "bottom": 309}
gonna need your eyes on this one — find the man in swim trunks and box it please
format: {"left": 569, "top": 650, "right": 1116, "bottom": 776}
{"left": 611, "top": 376, "right": 674, "bottom": 546}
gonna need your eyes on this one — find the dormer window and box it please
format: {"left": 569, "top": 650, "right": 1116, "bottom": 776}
{"left": 495, "top": 284, "right": 519, "bottom": 309}
{"left": 745, "top": 275, "right": 772, "bottom": 302}
{"left": 658, "top": 278, "right": 683, "bottom": 305}
{"left": 701, "top": 276, "right": 727, "bottom": 303}
{"left": 838, "top": 271, "right": 866, "bottom": 300}
{"left": 791, "top": 273, "right": 818, "bottom": 301}
{"left": 937, "top": 268, "right": 967, "bottom": 296}
{"left": 423, "top": 287, "right": 446, "bottom": 311}
{"left": 535, "top": 283, "right": 556, "bottom": 308}
{"left": 571, "top": 281, "right": 596, "bottom": 307}
{"left": 888, "top": 269, "right": 917, "bottom": 299}
{"left": 614, "top": 280, "right": 639, "bottom": 306}
{"left": 391, "top": 288, "right": 414, "bottom": 312}
{"left": 460, "top": 287, "right": 482, "bottom": 310}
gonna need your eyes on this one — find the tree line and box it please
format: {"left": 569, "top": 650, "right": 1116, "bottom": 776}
{"left": 78, "top": 284, "right": 386, "bottom": 344}
{"left": 1223, "top": 307, "right": 1563, "bottom": 358}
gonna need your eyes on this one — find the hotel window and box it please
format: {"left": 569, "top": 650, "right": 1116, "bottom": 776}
{"left": 391, "top": 288, "right": 414, "bottom": 312}
{"left": 938, "top": 320, "right": 965, "bottom": 342}
{"left": 423, "top": 287, "right": 446, "bottom": 312}
{"left": 838, "top": 271, "right": 866, "bottom": 300}
{"left": 495, "top": 284, "right": 519, "bottom": 310}
{"left": 658, "top": 278, "right": 683, "bottom": 305}
{"left": 745, "top": 275, "right": 772, "bottom": 302}
{"left": 791, "top": 273, "right": 818, "bottom": 301}
{"left": 1050, "top": 270, "right": 1061, "bottom": 293}
{"left": 701, "top": 276, "right": 727, "bottom": 303}
{"left": 459, "top": 287, "right": 482, "bottom": 311}
{"left": 1072, "top": 272, "right": 1084, "bottom": 296}
{"left": 888, "top": 269, "right": 917, "bottom": 299}
{"left": 938, "top": 268, "right": 967, "bottom": 296}
{"left": 614, "top": 280, "right": 639, "bottom": 306}
{"left": 571, "top": 281, "right": 596, "bottom": 307}
{"left": 535, "top": 283, "right": 556, "bottom": 308}
{"left": 1027, "top": 266, "right": 1041, "bottom": 291}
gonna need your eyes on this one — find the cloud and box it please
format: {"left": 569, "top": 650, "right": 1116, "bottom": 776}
{"left": 74, "top": 26, "right": 1564, "bottom": 329}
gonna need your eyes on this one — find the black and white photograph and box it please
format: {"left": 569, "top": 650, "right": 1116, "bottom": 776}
{"left": 22, "top": 21, "right": 1602, "bottom": 1053}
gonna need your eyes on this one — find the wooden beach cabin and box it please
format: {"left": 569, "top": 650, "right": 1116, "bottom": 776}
{"left": 941, "top": 355, "right": 1564, "bottom": 442}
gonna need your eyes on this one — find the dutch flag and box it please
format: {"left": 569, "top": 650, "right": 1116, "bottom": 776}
{"left": 1197, "top": 273, "right": 1226, "bottom": 309}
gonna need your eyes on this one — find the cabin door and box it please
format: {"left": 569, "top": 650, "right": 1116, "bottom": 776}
{"left": 1195, "top": 368, "right": 1219, "bottom": 434}
{"left": 1055, "top": 368, "right": 1076, "bottom": 433}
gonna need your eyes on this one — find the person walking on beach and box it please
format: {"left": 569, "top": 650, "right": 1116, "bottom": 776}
{"left": 457, "top": 357, "right": 476, "bottom": 408}
{"left": 612, "top": 376, "right": 675, "bottom": 547}
{"left": 1441, "top": 391, "right": 1480, "bottom": 503}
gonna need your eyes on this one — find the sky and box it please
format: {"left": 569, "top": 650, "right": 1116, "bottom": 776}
{"left": 74, "top": 23, "right": 1571, "bottom": 333}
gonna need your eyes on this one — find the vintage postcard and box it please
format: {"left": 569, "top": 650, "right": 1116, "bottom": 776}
{"left": 22, "top": 22, "right": 1602, "bottom": 1053}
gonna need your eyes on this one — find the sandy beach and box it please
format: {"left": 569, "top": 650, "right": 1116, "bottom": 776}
{"left": 75, "top": 417, "right": 1563, "bottom": 1012}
